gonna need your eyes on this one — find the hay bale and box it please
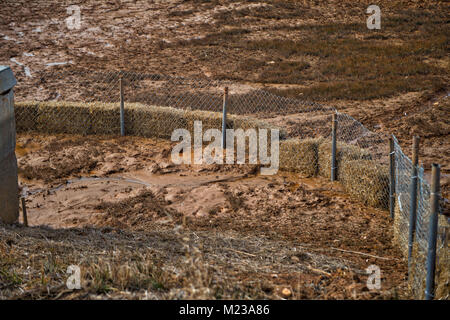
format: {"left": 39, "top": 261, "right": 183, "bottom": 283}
{"left": 408, "top": 240, "right": 428, "bottom": 299}
{"left": 435, "top": 215, "right": 449, "bottom": 300}
{"left": 16, "top": 101, "right": 122, "bottom": 135}
{"left": 14, "top": 102, "right": 39, "bottom": 132}
{"left": 340, "top": 159, "right": 389, "bottom": 209}
{"left": 393, "top": 194, "right": 410, "bottom": 260}
{"left": 89, "top": 102, "right": 121, "bottom": 135}
{"left": 279, "top": 138, "right": 322, "bottom": 177}
{"left": 35, "top": 101, "right": 92, "bottom": 134}
{"left": 183, "top": 110, "right": 286, "bottom": 138}
{"left": 318, "top": 141, "right": 371, "bottom": 179}
{"left": 232, "top": 116, "right": 287, "bottom": 139}
{"left": 184, "top": 109, "right": 225, "bottom": 137}
{"left": 125, "top": 103, "right": 188, "bottom": 139}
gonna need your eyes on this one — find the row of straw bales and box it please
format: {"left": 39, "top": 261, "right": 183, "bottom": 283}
{"left": 14, "top": 101, "right": 286, "bottom": 139}
{"left": 279, "top": 138, "right": 389, "bottom": 209}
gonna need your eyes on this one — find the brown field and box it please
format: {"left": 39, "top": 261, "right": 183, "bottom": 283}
{"left": 0, "top": 0, "right": 448, "bottom": 299}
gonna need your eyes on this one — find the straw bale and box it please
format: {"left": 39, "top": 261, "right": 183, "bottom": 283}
{"left": 435, "top": 215, "right": 449, "bottom": 300}
{"left": 318, "top": 141, "right": 371, "bottom": 179}
{"left": 340, "top": 159, "right": 389, "bottom": 209}
{"left": 279, "top": 138, "right": 322, "bottom": 177}
{"left": 393, "top": 195, "right": 410, "bottom": 259}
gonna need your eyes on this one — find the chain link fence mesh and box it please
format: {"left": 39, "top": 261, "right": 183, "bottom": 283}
{"left": 393, "top": 136, "right": 449, "bottom": 299}
{"left": 12, "top": 67, "right": 449, "bottom": 299}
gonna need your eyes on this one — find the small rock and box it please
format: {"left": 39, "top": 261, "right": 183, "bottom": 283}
{"left": 281, "top": 288, "right": 292, "bottom": 298}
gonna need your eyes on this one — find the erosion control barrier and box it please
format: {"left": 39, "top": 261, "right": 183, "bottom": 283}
{"left": 0, "top": 66, "right": 19, "bottom": 223}
{"left": 14, "top": 101, "right": 286, "bottom": 139}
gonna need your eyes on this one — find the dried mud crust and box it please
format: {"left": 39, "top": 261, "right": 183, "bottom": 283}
{"left": 7, "top": 133, "right": 411, "bottom": 299}
{"left": 16, "top": 134, "right": 171, "bottom": 183}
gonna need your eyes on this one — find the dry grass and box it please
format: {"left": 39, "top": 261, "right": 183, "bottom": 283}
{"left": 0, "top": 221, "right": 381, "bottom": 300}
{"left": 216, "top": 9, "right": 448, "bottom": 100}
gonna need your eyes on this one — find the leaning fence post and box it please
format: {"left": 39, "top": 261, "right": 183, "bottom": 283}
{"left": 120, "top": 77, "right": 125, "bottom": 136}
{"left": 408, "top": 136, "right": 420, "bottom": 266}
{"left": 331, "top": 113, "right": 337, "bottom": 181}
{"left": 222, "top": 87, "right": 228, "bottom": 149}
{"left": 389, "top": 136, "right": 396, "bottom": 219}
{"left": 425, "top": 163, "right": 440, "bottom": 300}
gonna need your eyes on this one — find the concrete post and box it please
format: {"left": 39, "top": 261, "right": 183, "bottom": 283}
{"left": 0, "top": 66, "right": 19, "bottom": 223}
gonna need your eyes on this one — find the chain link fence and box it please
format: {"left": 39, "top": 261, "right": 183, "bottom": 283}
{"left": 12, "top": 67, "right": 449, "bottom": 299}
{"left": 393, "top": 136, "right": 449, "bottom": 299}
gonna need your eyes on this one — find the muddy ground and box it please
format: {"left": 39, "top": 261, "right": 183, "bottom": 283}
{"left": 0, "top": 133, "right": 409, "bottom": 299}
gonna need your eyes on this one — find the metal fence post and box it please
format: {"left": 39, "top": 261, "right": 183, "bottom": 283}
{"left": 408, "top": 136, "right": 420, "bottom": 266}
{"left": 389, "top": 136, "right": 396, "bottom": 219}
{"left": 425, "top": 163, "right": 440, "bottom": 300}
{"left": 21, "top": 197, "right": 28, "bottom": 227}
{"left": 222, "top": 87, "right": 228, "bottom": 149}
{"left": 331, "top": 113, "right": 337, "bottom": 181}
{"left": 120, "top": 77, "right": 125, "bottom": 136}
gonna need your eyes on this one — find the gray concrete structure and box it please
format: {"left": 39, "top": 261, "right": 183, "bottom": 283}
{"left": 0, "top": 66, "right": 19, "bottom": 223}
